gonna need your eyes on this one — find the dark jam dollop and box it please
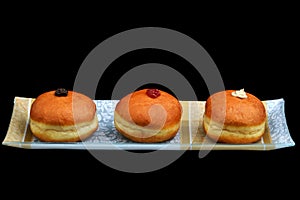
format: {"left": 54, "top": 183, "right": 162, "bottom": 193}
{"left": 146, "top": 89, "right": 160, "bottom": 98}
{"left": 55, "top": 88, "right": 68, "bottom": 97}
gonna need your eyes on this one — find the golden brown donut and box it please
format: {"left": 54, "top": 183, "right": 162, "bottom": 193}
{"left": 30, "top": 88, "right": 98, "bottom": 142}
{"left": 203, "top": 89, "right": 267, "bottom": 144}
{"left": 114, "top": 89, "right": 182, "bottom": 143}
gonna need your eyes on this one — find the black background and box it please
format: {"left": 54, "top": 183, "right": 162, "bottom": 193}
{"left": 1, "top": 5, "right": 299, "bottom": 198}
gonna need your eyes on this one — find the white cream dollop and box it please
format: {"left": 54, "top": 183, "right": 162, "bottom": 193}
{"left": 231, "top": 88, "right": 248, "bottom": 99}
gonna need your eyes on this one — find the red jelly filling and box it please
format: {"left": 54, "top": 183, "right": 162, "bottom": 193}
{"left": 146, "top": 89, "right": 161, "bottom": 98}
